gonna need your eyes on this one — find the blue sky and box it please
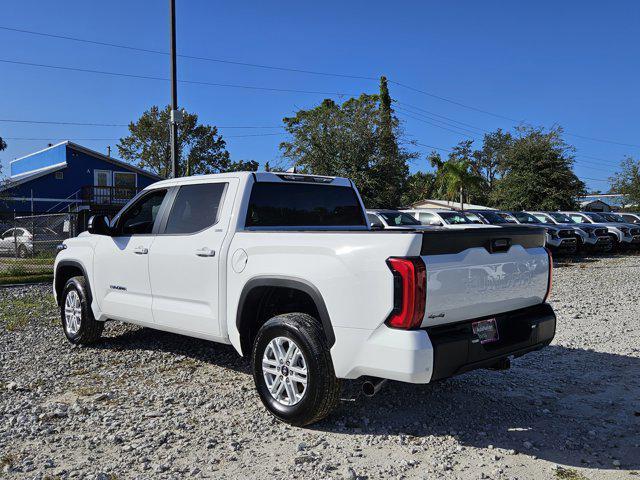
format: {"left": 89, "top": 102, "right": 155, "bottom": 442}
{"left": 1, "top": 0, "right": 639, "bottom": 192}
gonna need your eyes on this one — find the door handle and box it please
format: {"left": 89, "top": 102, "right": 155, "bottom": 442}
{"left": 195, "top": 247, "right": 216, "bottom": 257}
{"left": 133, "top": 246, "right": 148, "bottom": 255}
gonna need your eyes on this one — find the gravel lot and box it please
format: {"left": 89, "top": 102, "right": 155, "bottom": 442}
{"left": 1, "top": 255, "right": 638, "bottom": 479}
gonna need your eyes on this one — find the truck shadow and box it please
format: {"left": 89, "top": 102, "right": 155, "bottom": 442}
{"left": 96, "top": 326, "right": 639, "bottom": 471}
{"left": 317, "top": 345, "right": 640, "bottom": 471}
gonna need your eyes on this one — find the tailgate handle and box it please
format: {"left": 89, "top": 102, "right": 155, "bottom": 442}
{"left": 489, "top": 238, "right": 511, "bottom": 253}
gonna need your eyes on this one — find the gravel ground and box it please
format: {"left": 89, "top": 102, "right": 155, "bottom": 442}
{"left": 0, "top": 255, "right": 638, "bottom": 480}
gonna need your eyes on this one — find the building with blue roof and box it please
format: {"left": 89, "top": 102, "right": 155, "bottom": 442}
{"left": 1, "top": 141, "right": 161, "bottom": 220}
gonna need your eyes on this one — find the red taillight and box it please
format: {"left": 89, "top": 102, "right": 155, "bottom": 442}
{"left": 386, "top": 257, "right": 427, "bottom": 329}
{"left": 544, "top": 248, "right": 553, "bottom": 302}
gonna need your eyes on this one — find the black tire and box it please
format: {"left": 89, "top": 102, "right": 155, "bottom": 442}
{"left": 608, "top": 234, "right": 619, "bottom": 253}
{"left": 60, "top": 276, "right": 104, "bottom": 345}
{"left": 252, "top": 313, "right": 341, "bottom": 426}
{"left": 17, "top": 245, "right": 28, "bottom": 258}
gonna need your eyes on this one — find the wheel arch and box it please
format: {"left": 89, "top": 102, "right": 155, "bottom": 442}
{"left": 55, "top": 260, "right": 92, "bottom": 306}
{"left": 236, "top": 276, "right": 335, "bottom": 357}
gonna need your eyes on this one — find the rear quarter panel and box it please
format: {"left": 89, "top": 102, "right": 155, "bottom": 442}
{"left": 225, "top": 231, "right": 422, "bottom": 353}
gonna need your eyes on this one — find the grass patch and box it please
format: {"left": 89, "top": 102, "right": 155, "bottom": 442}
{"left": 554, "top": 467, "right": 589, "bottom": 480}
{"left": 0, "top": 293, "right": 57, "bottom": 331}
{"left": 0, "top": 452, "right": 18, "bottom": 471}
{"left": 73, "top": 385, "right": 102, "bottom": 397}
{"left": 0, "top": 273, "right": 52, "bottom": 285}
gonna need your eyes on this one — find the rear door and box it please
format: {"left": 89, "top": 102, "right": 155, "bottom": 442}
{"left": 93, "top": 188, "right": 169, "bottom": 324}
{"left": 149, "top": 178, "right": 238, "bottom": 337}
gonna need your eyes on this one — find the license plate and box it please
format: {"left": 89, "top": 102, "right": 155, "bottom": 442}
{"left": 472, "top": 318, "right": 499, "bottom": 344}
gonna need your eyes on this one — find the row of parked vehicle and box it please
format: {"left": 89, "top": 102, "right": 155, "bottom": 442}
{"left": 367, "top": 208, "right": 640, "bottom": 255}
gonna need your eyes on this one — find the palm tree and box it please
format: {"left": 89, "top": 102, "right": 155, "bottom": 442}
{"left": 430, "top": 154, "right": 483, "bottom": 210}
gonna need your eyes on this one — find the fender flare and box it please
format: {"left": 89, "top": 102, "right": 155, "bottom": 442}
{"left": 236, "top": 276, "right": 335, "bottom": 348}
{"left": 55, "top": 260, "right": 92, "bottom": 306}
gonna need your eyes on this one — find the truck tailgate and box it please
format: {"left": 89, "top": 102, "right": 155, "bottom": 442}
{"left": 419, "top": 227, "right": 550, "bottom": 327}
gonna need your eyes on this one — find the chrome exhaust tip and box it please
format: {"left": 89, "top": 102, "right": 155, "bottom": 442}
{"left": 362, "top": 377, "right": 388, "bottom": 397}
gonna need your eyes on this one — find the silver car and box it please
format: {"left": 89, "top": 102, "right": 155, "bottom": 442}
{"left": 527, "top": 211, "right": 612, "bottom": 252}
{"left": 561, "top": 211, "right": 640, "bottom": 249}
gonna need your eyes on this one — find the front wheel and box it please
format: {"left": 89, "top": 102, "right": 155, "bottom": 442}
{"left": 252, "top": 313, "right": 341, "bottom": 426}
{"left": 61, "top": 276, "right": 104, "bottom": 345}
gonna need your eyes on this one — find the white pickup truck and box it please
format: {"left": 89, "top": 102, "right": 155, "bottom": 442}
{"left": 54, "top": 172, "right": 555, "bottom": 426}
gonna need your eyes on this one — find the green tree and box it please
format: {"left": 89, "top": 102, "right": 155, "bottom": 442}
{"left": 471, "top": 129, "right": 513, "bottom": 191}
{"left": 430, "top": 142, "right": 485, "bottom": 208}
{"left": 401, "top": 171, "right": 437, "bottom": 206}
{"left": 279, "top": 79, "right": 416, "bottom": 207}
{"left": 0, "top": 137, "right": 6, "bottom": 151}
{"left": 492, "top": 126, "right": 585, "bottom": 210}
{"left": 609, "top": 156, "right": 640, "bottom": 205}
{"left": 118, "top": 106, "right": 255, "bottom": 178}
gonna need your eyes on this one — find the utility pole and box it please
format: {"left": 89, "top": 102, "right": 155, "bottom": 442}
{"left": 169, "top": 0, "right": 180, "bottom": 178}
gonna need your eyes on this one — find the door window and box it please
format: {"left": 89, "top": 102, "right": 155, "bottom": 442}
{"left": 418, "top": 213, "right": 441, "bottom": 226}
{"left": 367, "top": 213, "right": 384, "bottom": 228}
{"left": 164, "top": 183, "right": 227, "bottom": 234}
{"left": 114, "top": 189, "right": 167, "bottom": 235}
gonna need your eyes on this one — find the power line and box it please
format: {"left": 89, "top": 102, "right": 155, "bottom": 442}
{"left": 2, "top": 24, "right": 639, "bottom": 150}
{"left": 0, "top": 118, "right": 127, "bottom": 127}
{"left": 0, "top": 59, "right": 358, "bottom": 96}
{"left": 397, "top": 112, "right": 478, "bottom": 139}
{"left": 565, "top": 132, "right": 640, "bottom": 149}
{"left": 0, "top": 117, "right": 283, "bottom": 129}
{"left": 395, "top": 107, "right": 484, "bottom": 137}
{"left": 396, "top": 101, "right": 492, "bottom": 134}
{"left": 3, "top": 132, "right": 285, "bottom": 141}
{"left": 0, "top": 25, "right": 377, "bottom": 81}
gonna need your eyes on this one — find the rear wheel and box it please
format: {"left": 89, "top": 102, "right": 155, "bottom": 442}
{"left": 17, "top": 245, "right": 28, "bottom": 258}
{"left": 252, "top": 313, "right": 341, "bottom": 426}
{"left": 61, "top": 276, "right": 103, "bottom": 345}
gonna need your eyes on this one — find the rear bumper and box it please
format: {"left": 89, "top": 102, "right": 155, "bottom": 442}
{"left": 331, "top": 303, "right": 555, "bottom": 384}
{"left": 427, "top": 303, "right": 556, "bottom": 381}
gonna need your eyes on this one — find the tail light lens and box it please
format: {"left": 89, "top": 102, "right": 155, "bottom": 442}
{"left": 386, "top": 257, "right": 427, "bottom": 329}
{"left": 544, "top": 248, "right": 553, "bottom": 302}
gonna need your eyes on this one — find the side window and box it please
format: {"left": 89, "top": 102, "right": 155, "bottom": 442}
{"left": 570, "top": 215, "right": 586, "bottom": 224}
{"left": 367, "top": 213, "right": 384, "bottom": 228}
{"left": 164, "top": 183, "right": 227, "bottom": 234}
{"left": 115, "top": 189, "right": 167, "bottom": 235}
{"left": 419, "top": 213, "right": 440, "bottom": 225}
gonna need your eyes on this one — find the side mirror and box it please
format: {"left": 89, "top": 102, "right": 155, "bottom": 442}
{"left": 370, "top": 222, "right": 383, "bottom": 230}
{"left": 87, "top": 215, "right": 111, "bottom": 235}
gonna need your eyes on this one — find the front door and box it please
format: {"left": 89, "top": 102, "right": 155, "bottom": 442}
{"left": 93, "top": 188, "right": 168, "bottom": 324}
{"left": 149, "top": 179, "right": 236, "bottom": 337}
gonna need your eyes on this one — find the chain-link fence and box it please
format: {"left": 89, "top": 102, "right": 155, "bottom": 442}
{"left": 0, "top": 213, "right": 78, "bottom": 283}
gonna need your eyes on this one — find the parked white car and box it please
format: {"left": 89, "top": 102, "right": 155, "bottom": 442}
{"left": 0, "top": 227, "right": 60, "bottom": 258}
{"left": 507, "top": 212, "right": 578, "bottom": 254}
{"left": 401, "top": 209, "right": 500, "bottom": 229}
{"left": 366, "top": 209, "right": 433, "bottom": 230}
{"left": 55, "top": 172, "right": 555, "bottom": 426}
{"left": 561, "top": 211, "right": 640, "bottom": 249}
{"left": 621, "top": 212, "right": 640, "bottom": 224}
{"left": 527, "top": 211, "right": 612, "bottom": 252}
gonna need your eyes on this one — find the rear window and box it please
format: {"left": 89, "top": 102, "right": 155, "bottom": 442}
{"left": 245, "top": 182, "right": 366, "bottom": 228}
